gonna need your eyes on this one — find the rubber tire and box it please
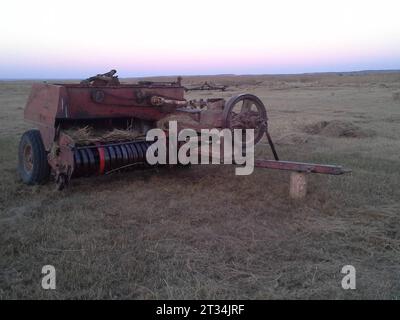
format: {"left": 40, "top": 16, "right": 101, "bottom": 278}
{"left": 18, "top": 129, "right": 50, "bottom": 185}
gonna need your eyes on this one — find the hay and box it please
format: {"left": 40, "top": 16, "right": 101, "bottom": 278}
{"left": 304, "top": 121, "right": 329, "bottom": 135}
{"left": 156, "top": 113, "right": 200, "bottom": 130}
{"left": 275, "top": 133, "right": 309, "bottom": 145}
{"left": 67, "top": 126, "right": 92, "bottom": 143}
{"left": 64, "top": 126, "right": 143, "bottom": 145}
{"left": 304, "top": 120, "right": 375, "bottom": 138}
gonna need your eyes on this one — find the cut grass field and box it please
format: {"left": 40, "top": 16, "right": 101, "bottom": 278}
{"left": 1, "top": 72, "right": 400, "bottom": 299}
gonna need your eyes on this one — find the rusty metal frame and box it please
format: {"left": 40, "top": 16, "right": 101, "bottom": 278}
{"left": 255, "top": 159, "right": 350, "bottom": 175}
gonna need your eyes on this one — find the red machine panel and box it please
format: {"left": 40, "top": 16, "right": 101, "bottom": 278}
{"left": 59, "top": 85, "right": 185, "bottom": 121}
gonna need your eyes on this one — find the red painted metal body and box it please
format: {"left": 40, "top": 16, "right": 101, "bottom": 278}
{"left": 24, "top": 83, "right": 64, "bottom": 149}
{"left": 25, "top": 83, "right": 185, "bottom": 146}
{"left": 57, "top": 84, "right": 184, "bottom": 120}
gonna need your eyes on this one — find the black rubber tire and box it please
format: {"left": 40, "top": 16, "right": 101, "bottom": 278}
{"left": 18, "top": 129, "right": 50, "bottom": 185}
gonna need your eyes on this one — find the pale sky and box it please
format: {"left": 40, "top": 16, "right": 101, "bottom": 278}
{"left": 1, "top": 0, "right": 400, "bottom": 78}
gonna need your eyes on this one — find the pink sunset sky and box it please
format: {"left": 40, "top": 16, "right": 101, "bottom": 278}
{"left": 1, "top": 0, "right": 400, "bottom": 79}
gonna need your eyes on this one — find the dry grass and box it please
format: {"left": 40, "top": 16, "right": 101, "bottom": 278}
{"left": 303, "top": 120, "right": 375, "bottom": 138}
{"left": 64, "top": 127, "right": 143, "bottom": 145}
{"left": 1, "top": 72, "right": 400, "bottom": 299}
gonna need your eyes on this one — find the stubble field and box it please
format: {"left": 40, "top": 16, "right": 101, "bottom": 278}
{"left": 1, "top": 72, "right": 399, "bottom": 299}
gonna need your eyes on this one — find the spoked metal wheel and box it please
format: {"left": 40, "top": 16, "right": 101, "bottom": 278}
{"left": 222, "top": 94, "right": 267, "bottom": 144}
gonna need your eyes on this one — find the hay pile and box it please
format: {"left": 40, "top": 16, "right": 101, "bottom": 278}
{"left": 64, "top": 126, "right": 143, "bottom": 145}
{"left": 304, "top": 120, "right": 375, "bottom": 138}
{"left": 275, "top": 133, "right": 309, "bottom": 145}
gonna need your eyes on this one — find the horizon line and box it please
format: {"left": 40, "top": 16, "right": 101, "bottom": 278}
{"left": 1, "top": 68, "right": 400, "bottom": 81}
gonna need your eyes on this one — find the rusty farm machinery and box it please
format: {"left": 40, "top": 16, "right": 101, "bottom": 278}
{"left": 18, "top": 70, "right": 350, "bottom": 196}
{"left": 184, "top": 81, "right": 227, "bottom": 92}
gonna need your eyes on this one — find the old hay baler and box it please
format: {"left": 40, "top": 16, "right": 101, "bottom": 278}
{"left": 18, "top": 70, "right": 350, "bottom": 197}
